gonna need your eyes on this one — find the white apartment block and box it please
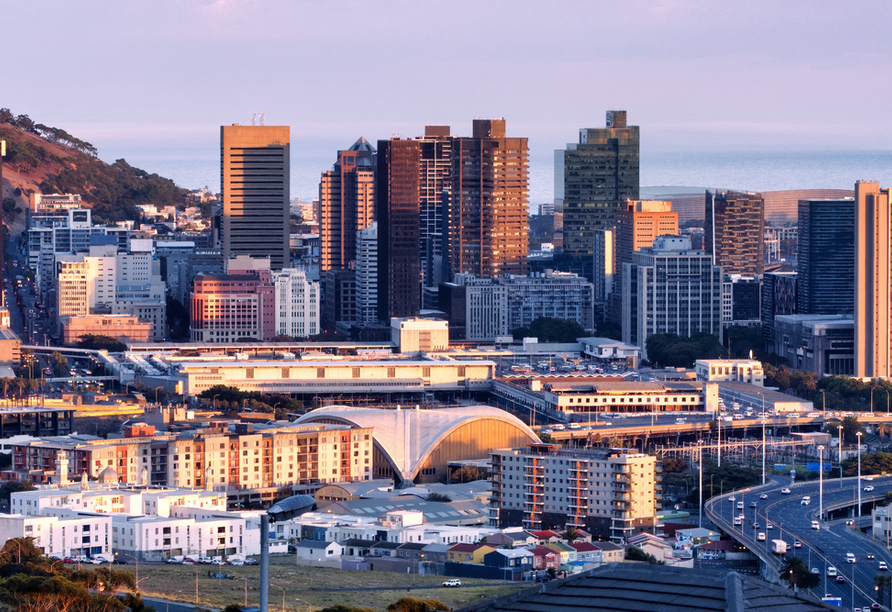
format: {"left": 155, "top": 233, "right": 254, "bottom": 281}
{"left": 355, "top": 222, "right": 378, "bottom": 324}
{"left": 273, "top": 268, "right": 320, "bottom": 339}
{"left": 55, "top": 239, "right": 166, "bottom": 338}
{"left": 0, "top": 511, "right": 112, "bottom": 559}
{"left": 490, "top": 445, "right": 660, "bottom": 542}
{"left": 112, "top": 512, "right": 255, "bottom": 561}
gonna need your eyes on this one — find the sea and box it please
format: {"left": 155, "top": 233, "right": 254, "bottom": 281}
{"left": 107, "top": 147, "right": 892, "bottom": 210}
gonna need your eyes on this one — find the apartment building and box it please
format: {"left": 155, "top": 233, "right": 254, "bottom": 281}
{"left": 8, "top": 423, "right": 375, "bottom": 509}
{"left": 0, "top": 511, "right": 112, "bottom": 559}
{"left": 272, "top": 267, "right": 320, "bottom": 339}
{"left": 490, "top": 444, "right": 659, "bottom": 542}
{"left": 694, "top": 359, "right": 765, "bottom": 386}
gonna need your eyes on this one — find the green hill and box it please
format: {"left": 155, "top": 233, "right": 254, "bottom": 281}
{"left": 1, "top": 108, "right": 188, "bottom": 223}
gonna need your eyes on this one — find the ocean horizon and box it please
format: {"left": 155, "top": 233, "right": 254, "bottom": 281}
{"left": 107, "top": 147, "right": 892, "bottom": 209}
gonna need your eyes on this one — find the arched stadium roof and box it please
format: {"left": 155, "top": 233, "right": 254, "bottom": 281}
{"left": 295, "top": 405, "right": 538, "bottom": 483}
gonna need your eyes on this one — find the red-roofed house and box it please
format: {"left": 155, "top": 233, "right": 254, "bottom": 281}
{"left": 569, "top": 541, "right": 602, "bottom": 564}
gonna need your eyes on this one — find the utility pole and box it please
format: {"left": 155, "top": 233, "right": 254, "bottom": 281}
{"left": 818, "top": 445, "right": 824, "bottom": 520}
{"left": 857, "top": 432, "right": 863, "bottom": 517}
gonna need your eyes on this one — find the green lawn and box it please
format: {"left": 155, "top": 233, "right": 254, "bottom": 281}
{"left": 135, "top": 556, "right": 525, "bottom": 612}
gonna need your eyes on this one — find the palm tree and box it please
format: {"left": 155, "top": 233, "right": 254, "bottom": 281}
{"left": 560, "top": 527, "right": 580, "bottom": 543}
{"left": 780, "top": 556, "right": 817, "bottom": 591}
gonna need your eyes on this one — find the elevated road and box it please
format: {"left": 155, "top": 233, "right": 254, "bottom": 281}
{"left": 707, "top": 476, "right": 892, "bottom": 610}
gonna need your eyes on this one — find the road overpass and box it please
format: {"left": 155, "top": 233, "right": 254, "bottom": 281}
{"left": 707, "top": 476, "right": 892, "bottom": 610}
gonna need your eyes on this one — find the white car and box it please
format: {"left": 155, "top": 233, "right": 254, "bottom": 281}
{"left": 865, "top": 486, "right": 876, "bottom": 492}
{"left": 759, "top": 494, "right": 768, "bottom": 499}
{"left": 781, "top": 488, "right": 791, "bottom": 495}
{"left": 443, "top": 579, "right": 461, "bottom": 588}
{"left": 757, "top": 532, "right": 766, "bottom": 541}
{"left": 728, "top": 496, "right": 736, "bottom": 502}
{"left": 880, "top": 561, "right": 888, "bottom": 571}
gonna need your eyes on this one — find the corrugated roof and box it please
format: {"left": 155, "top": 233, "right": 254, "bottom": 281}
{"left": 453, "top": 564, "right": 839, "bottom": 612}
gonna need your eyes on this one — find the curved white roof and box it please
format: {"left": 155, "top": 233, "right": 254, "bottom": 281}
{"left": 295, "top": 405, "right": 537, "bottom": 483}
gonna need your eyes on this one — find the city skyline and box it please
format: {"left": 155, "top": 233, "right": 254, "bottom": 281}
{"left": 3, "top": 1, "right": 892, "bottom": 201}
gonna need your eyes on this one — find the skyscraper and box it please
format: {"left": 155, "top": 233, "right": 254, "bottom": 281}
{"left": 798, "top": 198, "right": 855, "bottom": 315}
{"left": 855, "top": 181, "right": 892, "bottom": 378}
{"left": 556, "top": 111, "right": 640, "bottom": 257}
{"left": 418, "top": 126, "right": 455, "bottom": 289}
{"left": 705, "top": 190, "right": 764, "bottom": 276}
{"left": 377, "top": 138, "right": 422, "bottom": 321}
{"left": 220, "top": 125, "right": 290, "bottom": 270}
{"left": 446, "top": 119, "right": 529, "bottom": 279}
{"left": 319, "top": 137, "right": 377, "bottom": 272}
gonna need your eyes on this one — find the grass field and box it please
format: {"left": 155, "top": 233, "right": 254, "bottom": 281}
{"left": 135, "top": 556, "right": 525, "bottom": 612}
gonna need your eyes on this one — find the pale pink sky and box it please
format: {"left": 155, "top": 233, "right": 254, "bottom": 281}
{"left": 3, "top": 0, "right": 891, "bottom": 196}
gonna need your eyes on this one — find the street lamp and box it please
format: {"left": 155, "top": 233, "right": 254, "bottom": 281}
{"left": 818, "top": 445, "right": 824, "bottom": 520}
{"left": 857, "top": 431, "right": 863, "bottom": 517}
{"left": 837, "top": 424, "right": 845, "bottom": 489}
{"left": 697, "top": 441, "right": 703, "bottom": 528}
{"left": 761, "top": 419, "right": 768, "bottom": 486}
{"left": 212, "top": 394, "right": 219, "bottom": 410}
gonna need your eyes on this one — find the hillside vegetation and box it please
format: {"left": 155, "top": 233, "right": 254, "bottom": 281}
{"left": 0, "top": 108, "right": 187, "bottom": 224}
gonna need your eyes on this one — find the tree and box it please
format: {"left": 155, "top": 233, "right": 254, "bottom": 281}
{"left": 453, "top": 465, "right": 481, "bottom": 483}
{"left": 841, "top": 416, "right": 866, "bottom": 445}
{"left": 512, "top": 317, "right": 587, "bottom": 343}
{"left": 50, "top": 352, "right": 69, "bottom": 378}
{"left": 779, "top": 556, "right": 819, "bottom": 590}
{"left": 425, "top": 492, "right": 452, "bottom": 502}
{"left": 386, "top": 597, "right": 451, "bottom": 612}
{"left": 661, "top": 457, "right": 687, "bottom": 473}
{"left": 625, "top": 546, "right": 662, "bottom": 564}
{"left": 560, "top": 527, "right": 580, "bottom": 542}
{"left": 74, "top": 335, "right": 127, "bottom": 352}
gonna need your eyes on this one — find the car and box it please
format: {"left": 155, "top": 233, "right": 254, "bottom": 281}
{"left": 846, "top": 519, "right": 856, "bottom": 526}
{"left": 753, "top": 522, "right": 761, "bottom": 529}
{"left": 759, "top": 494, "right": 768, "bottom": 500}
{"left": 846, "top": 553, "right": 856, "bottom": 563}
{"left": 767, "top": 524, "right": 774, "bottom": 530}
{"left": 812, "top": 520, "right": 820, "bottom": 530}
{"left": 811, "top": 567, "right": 819, "bottom": 574}
{"left": 183, "top": 559, "right": 196, "bottom": 565}
{"left": 211, "top": 560, "right": 225, "bottom": 566}
{"left": 244, "top": 558, "right": 259, "bottom": 565}
{"left": 871, "top": 604, "right": 882, "bottom": 611}
{"left": 757, "top": 532, "right": 766, "bottom": 541}
{"left": 827, "top": 566, "right": 838, "bottom": 577}
{"left": 781, "top": 488, "right": 791, "bottom": 495}
{"left": 62, "top": 557, "right": 77, "bottom": 564}
{"left": 737, "top": 501, "right": 744, "bottom": 509}
{"left": 443, "top": 579, "right": 461, "bottom": 588}
{"left": 750, "top": 502, "right": 757, "bottom": 508}
{"left": 865, "top": 476, "right": 875, "bottom": 481}
{"left": 793, "top": 540, "right": 802, "bottom": 548}
{"left": 865, "top": 486, "right": 876, "bottom": 492}
{"left": 836, "top": 575, "right": 846, "bottom": 584}
{"left": 728, "top": 496, "right": 736, "bottom": 502}
{"left": 880, "top": 561, "right": 888, "bottom": 571}
{"left": 867, "top": 554, "right": 876, "bottom": 560}
{"left": 801, "top": 496, "right": 811, "bottom": 505}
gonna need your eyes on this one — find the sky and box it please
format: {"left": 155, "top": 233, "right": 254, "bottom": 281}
{"left": 3, "top": 0, "right": 892, "bottom": 200}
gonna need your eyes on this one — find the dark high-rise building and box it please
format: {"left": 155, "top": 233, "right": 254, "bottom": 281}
{"left": 319, "top": 138, "right": 376, "bottom": 273}
{"left": 418, "top": 126, "right": 455, "bottom": 289}
{"left": 705, "top": 190, "right": 764, "bottom": 276}
{"left": 797, "top": 198, "right": 855, "bottom": 315}
{"left": 556, "top": 111, "right": 639, "bottom": 257}
{"left": 761, "top": 271, "right": 798, "bottom": 343}
{"left": 446, "top": 119, "right": 529, "bottom": 279}
{"left": 377, "top": 138, "right": 421, "bottom": 321}
{"left": 220, "top": 125, "right": 290, "bottom": 270}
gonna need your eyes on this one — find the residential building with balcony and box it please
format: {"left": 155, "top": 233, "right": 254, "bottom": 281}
{"left": 490, "top": 444, "right": 659, "bottom": 542}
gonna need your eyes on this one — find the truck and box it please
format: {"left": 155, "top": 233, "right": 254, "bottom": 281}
{"left": 771, "top": 539, "right": 788, "bottom": 555}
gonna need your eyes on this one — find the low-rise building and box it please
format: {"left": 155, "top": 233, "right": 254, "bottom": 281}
{"left": 768, "top": 314, "right": 855, "bottom": 378}
{"left": 695, "top": 359, "right": 765, "bottom": 386}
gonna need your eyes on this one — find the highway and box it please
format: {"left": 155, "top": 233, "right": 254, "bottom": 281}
{"left": 708, "top": 476, "right": 892, "bottom": 610}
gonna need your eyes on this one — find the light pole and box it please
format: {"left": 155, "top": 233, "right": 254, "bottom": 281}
{"left": 761, "top": 419, "right": 768, "bottom": 485}
{"left": 698, "top": 441, "right": 703, "bottom": 528}
{"left": 212, "top": 394, "right": 219, "bottom": 410}
{"left": 717, "top": 416, "right": 722, "bottom": 467}
{"left": 838, "top": 424, "right": 844, "bottom": 488}
{"left": 821, "top": 389, "right": 826, "bottom": 412}
{"left": 857, "top": 431, "right": 863, "bottom": 517}
{"left": 818, "top": 445, "right": 824, "bottom": 521}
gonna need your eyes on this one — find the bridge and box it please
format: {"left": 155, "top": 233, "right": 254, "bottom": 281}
{"left": 706, "top": 475, "right": 892, "bottom": 610}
